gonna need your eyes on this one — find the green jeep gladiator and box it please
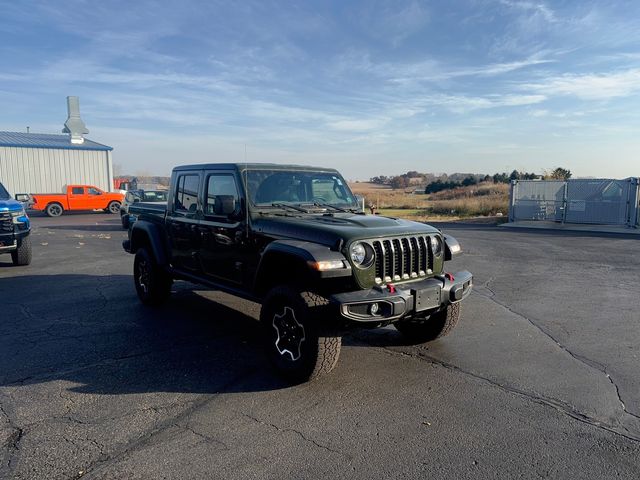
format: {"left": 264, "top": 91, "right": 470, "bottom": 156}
{"left": 123, "top": 164, "right": 472, "bottom": 382}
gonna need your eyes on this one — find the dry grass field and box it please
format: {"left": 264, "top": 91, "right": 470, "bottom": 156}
{"left": 349, "top": 182, "right": 510, "bottom": 222}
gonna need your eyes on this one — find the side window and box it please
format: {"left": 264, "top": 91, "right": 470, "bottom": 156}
{"left": 205, "top": 174, "right": 239, "bottom": 217}
{"left": 88, "top": 187, "right": 101, "bottom": 195}
{"left": 71, "top": 187, "right": 84, "bottom": 195}
{"left": 175, "top": 174, "right": 200, "bottom": 212}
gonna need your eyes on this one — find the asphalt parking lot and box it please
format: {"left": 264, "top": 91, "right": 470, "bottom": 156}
{"left": 1, "top": 213, "right": 639, "bottom": 479}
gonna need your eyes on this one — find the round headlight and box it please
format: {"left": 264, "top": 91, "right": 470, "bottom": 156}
{"left": 350, "top": 242, "right": 367, "bottom": 265}
{"left": 430, "top": 236, "right": 443, "bottom": 256}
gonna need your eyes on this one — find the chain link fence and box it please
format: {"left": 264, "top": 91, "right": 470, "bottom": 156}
{"left": 509, "top": 178, "right": 640, "bottom": 227}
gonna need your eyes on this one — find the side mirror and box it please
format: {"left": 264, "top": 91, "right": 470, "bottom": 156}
{"left": 214, "top": 195, "right": 237, "bottom": 216}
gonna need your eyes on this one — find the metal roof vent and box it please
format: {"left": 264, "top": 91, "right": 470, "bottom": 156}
{"left": 62, "top": 96, "right": 89, "bottom": 144}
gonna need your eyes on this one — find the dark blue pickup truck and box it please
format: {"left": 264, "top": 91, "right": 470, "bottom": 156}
{"left": 0, "top": 181, "right": 32, "bottom": 265}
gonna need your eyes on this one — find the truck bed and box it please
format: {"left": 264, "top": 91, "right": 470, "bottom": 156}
{"left": 128, "top": 202, "right": 167, "bottom": 223}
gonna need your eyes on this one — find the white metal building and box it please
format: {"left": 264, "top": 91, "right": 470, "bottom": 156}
{"left": 0, "top": 97, "right": 114, "bottom": 196}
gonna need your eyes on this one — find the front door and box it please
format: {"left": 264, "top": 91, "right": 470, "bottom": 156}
{"left": 86, "top": 186, "right": 105, "bottom": 209}
{"left": 167, "top": 172, "right": 202, "bottom": 272}
{"left": 198, "top": 171, "right": 245, "bottom": 285}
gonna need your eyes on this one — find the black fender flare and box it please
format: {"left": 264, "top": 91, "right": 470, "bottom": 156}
{"left": 254, "top": 240, "right": 351, "bottom": 293}
{"left": 129, "top": 220, "right": 169, "bottom": 266}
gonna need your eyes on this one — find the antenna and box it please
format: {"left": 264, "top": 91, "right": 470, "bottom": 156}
{"left": 244, "top": 144, "right": 250, "bottom": 239}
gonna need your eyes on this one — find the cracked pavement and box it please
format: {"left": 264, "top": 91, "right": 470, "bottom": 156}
{"left": 0, "top": 214, "right": 639, "bottom": 479}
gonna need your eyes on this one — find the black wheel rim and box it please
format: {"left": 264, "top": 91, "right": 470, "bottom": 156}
{"left": 137, "top": 259, "right": 150, "bottom": 295}
{"left": 49, "top": 205, "right": 61, "bottom": 216}
{"left": 272, "top": 306, "right": 306, "bottom": 361}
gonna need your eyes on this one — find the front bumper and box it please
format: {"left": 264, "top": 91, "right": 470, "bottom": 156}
{"left": 330, "top": 270, "right": 473, "bottom": 323}
{"left": 0, "top": 230, "right": 30, "bottom": 253}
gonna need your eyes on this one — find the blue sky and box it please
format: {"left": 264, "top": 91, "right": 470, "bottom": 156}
{"left": 1, "top": 0, "right": 639, "bottom": 179}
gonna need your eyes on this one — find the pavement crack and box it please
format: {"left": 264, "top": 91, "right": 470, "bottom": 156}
{"left": 373, "top": 344, "right": 640, "bottom": 444}
{"left": 607, "top": 372, "right": 640, "bottom": 424}
{"left": 472, "top": 289, "right": 583, "bottom": 366}
{"left": 76, "top": 369, "right": 257, "bottom": 477}
{"left": 2, "top": 341, "right": 201, "bottom": 387}
{"left": 4, "top": 427, "right": 23, "bottom": 451}
{"left": 180, "top": 424, "right": 230, "bottom": 450}
{"left": 1, "top": 401, "right": 23, "bottom": 471}
{"left": 18, "top": 303, "right": 36, "bottom": 321}
{"left": 472, "top": 288, "right": 640, "bottom": 426}
{"left": 239, "top": 411, "right": 348, "bottom": 458}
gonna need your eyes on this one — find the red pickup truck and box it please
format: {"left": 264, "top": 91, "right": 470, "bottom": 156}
{"left": 29, "top": 185, "right": 124, "bottom": 217}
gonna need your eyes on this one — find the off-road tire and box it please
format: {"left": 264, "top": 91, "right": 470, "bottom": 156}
{"left": 107, "top": 201, "right": 121, "bottom": 214}
{"left": 11, "top": 236, "right": 32, "bottom": 266}
{"left": 261, "top": 286, "right": 341, "bottom": 383}
{"left": 45, "top": 203, "right": 63, "bottom": 217}
{"left": 394, "top": 303, "right": 461, "bottom": 344}
{"left": 133, "top": 247, "right": 172, "bottom": 306}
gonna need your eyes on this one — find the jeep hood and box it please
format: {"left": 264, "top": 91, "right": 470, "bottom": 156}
{"left": 253, "top": 213, "right": 440, "bottom": 246}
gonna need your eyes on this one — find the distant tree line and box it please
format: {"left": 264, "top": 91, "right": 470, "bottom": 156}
{"left": 425, "top": 176, "right": 481, "bottom": 193}
{"left": 370, "top": 167, "right": 572, "bottom": 194}
{"left": 491, "top": 170, "right": 539, "bottom": 184}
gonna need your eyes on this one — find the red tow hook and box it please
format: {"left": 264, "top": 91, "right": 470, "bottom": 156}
{"left": 444, "top": 272, "right": 455, "bottom": 282}
{"left": 387, "top": 283, "right": 396, "bottom": 294}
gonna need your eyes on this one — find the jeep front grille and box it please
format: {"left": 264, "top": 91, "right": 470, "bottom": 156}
{"left": 372, "top": 236, "right": 434, "bottom": 284}
{"left": 0, "top": 213, "right": 13, "bottom": 233}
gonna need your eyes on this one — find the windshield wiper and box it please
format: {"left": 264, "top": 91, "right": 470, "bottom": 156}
{"left": 312, "top": 202, "right": 349, "bottom": 212}
{"left": 271, "top": 202, "right": 310, "bottom": 213}
{"left": 313, "top": 202, "right": 362, "bottom": 213}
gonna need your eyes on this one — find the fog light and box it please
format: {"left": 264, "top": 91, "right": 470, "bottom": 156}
{"left": 369, "top": 303, "right": 380, "bottom": 315}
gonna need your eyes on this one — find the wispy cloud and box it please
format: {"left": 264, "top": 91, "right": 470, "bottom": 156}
{"left": 356, "top": 0, "right": 430, "bottom": 47}
{"left": 417, "top": 93, "right": 547, "bottom": 113}
{"left": 498, "top": 0, "right": 557, "bottom": 23}
{"left": 327, "top": 118, "right": 388, "bottom": 132}
{"left": 524, "top": 69, "right": 640, "bottom": 100}
{"left": 1, "top": 0, "right": 639, "bottom": 178}
{"left": 343, "top": 53, "right": 554, "bottom": 86}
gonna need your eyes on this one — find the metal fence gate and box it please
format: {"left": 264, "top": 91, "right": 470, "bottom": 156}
{"left": 509, "top": 178, "right": 640, "bottom": 227}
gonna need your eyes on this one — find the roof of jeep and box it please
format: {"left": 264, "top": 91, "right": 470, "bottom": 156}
{"left": 173, "top": 163, "right": 340, "bottom": 173}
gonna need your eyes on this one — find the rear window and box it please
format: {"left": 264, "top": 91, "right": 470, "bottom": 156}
{"left": 71, "top": 187, "right": 84, "bottom": 194}
{"left": 142, "top": 191, "right": 168, "bottom": 202}
{"left": 175, "top": 175, "right": 200, "bottom": 212}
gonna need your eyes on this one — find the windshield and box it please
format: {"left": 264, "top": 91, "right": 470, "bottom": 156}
{"left": 247, "top": 169, "right": 357, "bottom": 208}
{"left": 0, "top": 182, "right": 10, "bottom": 200}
